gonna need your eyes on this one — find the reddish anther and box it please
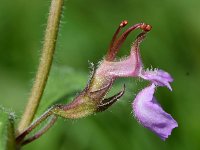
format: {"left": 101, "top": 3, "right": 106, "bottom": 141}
{"left": 140, "top": 23, "right": 152, "bottom": 32}
{"left": 120, "top": 20, "right": 128, "bottom": 27}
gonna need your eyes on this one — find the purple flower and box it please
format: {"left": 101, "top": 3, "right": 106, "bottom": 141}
{"left": 95, "top": 21, "right": 178, "bottom": 140}
{"left": 52, "top": 20, "right": 177, "bottom": 140}
{"left": 18, "top": 21, "right": 177, "bottom": 145}
{"left": 132, "top": 84, "right": 178, "bottom": 140}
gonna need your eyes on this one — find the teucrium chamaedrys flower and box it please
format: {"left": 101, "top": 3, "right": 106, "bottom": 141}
{"left": 92, "top": 21, "right": 178, "bottom": 140}
{"left": 52, "top": 20, "right": 177, "bottom": 139}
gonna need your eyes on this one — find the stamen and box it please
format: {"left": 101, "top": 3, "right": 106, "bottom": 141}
{"left": 107, "top": 20, "right": 128, "bottom": 60}
{"left": 106, "top": 22, "right": 152, "bottom": 61}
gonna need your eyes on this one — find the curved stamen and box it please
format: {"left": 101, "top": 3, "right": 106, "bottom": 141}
{"left": 106, "top": 20, "right": 128, "bottom": 61}
{"left": 106, "top": 22, "right": 152, "bottom": 61}
{"left": 107, "top": 20, "right": 128, "bottom": 54}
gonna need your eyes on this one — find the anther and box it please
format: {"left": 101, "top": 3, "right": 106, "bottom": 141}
{"left": 140, "top": 23, "right": 152, "bottom": 32}
{"left": 120, "top": 20, "right": 128, "bottom": 27}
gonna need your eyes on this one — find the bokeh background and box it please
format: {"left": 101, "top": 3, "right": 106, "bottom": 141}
{"left": 0, "top": 0, "right": 200, "bottom": 150}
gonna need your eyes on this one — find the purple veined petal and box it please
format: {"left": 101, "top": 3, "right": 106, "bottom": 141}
{"left": 132, "top": 84, "right": 178, "bottom": 140}
{"left": 139, "top": 69, "right": 173, "bottom": 91}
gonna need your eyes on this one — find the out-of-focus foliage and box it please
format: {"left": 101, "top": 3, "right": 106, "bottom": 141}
{"left": 0, "top": 0, "right": 200, "bottom": 150}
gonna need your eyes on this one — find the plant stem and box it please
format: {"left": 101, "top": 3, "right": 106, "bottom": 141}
{"left": 21, "top": 115, "right": 58, "bottom": 146}
{"left": 18, "top": 0, "right": 64, "bottom": 134}
{"left": 16, "top": 107, "right": 54, "bottom": 144}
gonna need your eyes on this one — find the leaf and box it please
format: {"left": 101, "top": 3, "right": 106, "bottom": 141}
{"left": 0, "top": 107, "right": 16, "bottom": 150}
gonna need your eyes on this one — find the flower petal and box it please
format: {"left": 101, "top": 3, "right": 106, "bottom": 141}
{"left": 96, "top": 53, "right": 140, "bottom": 78}
{"left": 96, "top": 33, "right": 146, "bottom": 78}
{"left": 132, "top": 84, "right": 178, "bottom": 140}
{"left": 139, "top": 69, "right": 173, "bottom": 90}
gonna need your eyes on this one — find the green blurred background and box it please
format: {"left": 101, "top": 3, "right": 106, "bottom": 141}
{"left": 0, "top": 0, "right": 200, "bottom": 149}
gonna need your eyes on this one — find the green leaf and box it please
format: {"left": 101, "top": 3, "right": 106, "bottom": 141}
{"left": 35, "top": 65, "right": 88, "bottom": 116}
{"left": 0, "top": 107, "right": 16, "bottom": 150}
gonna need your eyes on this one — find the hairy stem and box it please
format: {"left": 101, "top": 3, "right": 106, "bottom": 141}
{"left": 16, "top": 107, "right": 54, "bottom": 144}
{"left": 21, "top": 115, "right": 58, "bottom": 146}
{"left": 18, "top": 0, "right": 64, "bottom": 133}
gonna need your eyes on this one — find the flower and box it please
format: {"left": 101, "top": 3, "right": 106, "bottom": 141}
{"left": 17, "top": 20, "right": 178, "bottom": 145}
{"left": 52, "top": 20, "right": 177, "bottom": 140}
{"left": 94, "top": 20, "right": 178, "bottom": 140}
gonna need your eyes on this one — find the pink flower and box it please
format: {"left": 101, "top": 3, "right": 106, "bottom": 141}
{"left": 94, "top": 20, "right": 178, "bottom": 140}
{"left": 53, "top": 20, "right": 178, "bottom": 140}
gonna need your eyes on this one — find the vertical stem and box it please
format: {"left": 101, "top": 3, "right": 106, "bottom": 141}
{"left": 18, "top": 0, "right": 64, "bottom": 133}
